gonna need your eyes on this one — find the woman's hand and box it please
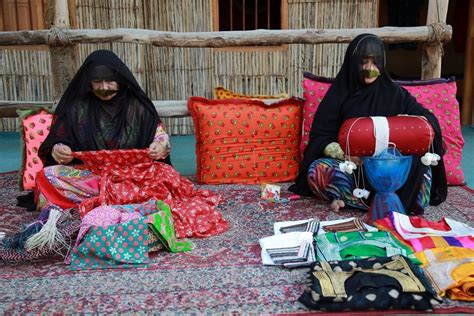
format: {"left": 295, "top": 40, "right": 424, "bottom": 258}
{"left": 52, "top": 143, "right": 74, "bottom": 165}
{"left": 148, "top": 141, "right": 169, "bottom": 160}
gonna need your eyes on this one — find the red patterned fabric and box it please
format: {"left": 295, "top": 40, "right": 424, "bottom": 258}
{"left": 73, "top": 149, "right": 228, "bottom": 238}
{"left": 188, "top": 97, "right": 303, "bottom": 184}
{"left": 338, "top": 116, "right": 434, "bottom": 156}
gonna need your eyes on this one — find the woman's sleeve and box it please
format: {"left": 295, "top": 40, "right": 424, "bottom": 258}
{"left": 38, "top": 115, "right": 75, "bottom": 166}
{"left": 153, "top": 123, "right": 171, "bottom": 155}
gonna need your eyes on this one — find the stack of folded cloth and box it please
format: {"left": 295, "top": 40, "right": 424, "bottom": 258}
{"left": 259, "top": 217, "right": 377, "bottom": 268}
{"left": 375, "top": 211, "right": 474, "bottom": 301}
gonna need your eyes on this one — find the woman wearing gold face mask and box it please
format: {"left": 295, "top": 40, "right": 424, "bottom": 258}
{"left": 41, "top": 50, "right": 171, "bottom": 166}
{"left": 290, "top": 34, "right": 447, "bottom": 215}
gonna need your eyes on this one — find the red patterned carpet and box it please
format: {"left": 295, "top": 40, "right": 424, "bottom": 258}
{"left": 0, "top": 171, "right": 473, "bottom": 314}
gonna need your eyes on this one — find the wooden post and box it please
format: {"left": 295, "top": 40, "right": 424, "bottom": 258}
{"left": 421, "top": 0, "right": 449, "bottom": 80}
{"left": 47, "top": 0, "right": 76, "bottom": 104}
{"left": 462, "top": 0, "right": 474, "bottom": 126}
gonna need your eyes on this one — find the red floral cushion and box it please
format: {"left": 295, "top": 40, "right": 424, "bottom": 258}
{"left": 17, "top": 109, "right": 53, "bottom": 190}
{"left": 188, "top": 97, "right": 303, "bottom": 184}
{"left": 301, "top": 73, "right": 465, "bottom": 185}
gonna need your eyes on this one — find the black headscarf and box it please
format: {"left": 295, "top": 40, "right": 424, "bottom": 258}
{"left": 289, "top": 34, "right": 447, "bottom": 212}
{"left": 39, "top": 50, "right": 171, "bottom": 166}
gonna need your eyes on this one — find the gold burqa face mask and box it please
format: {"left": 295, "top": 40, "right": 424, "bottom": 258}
{"left": 93, "top": 89, "right": 119, "bottom": 97}
{"left": 362, "top": 69, "right": 380, "bottom": 78}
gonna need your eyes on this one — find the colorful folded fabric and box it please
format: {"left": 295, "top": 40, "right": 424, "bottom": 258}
{"left": 70, "top": 217, "right": 149, "bottom": 270}
{"left": 315, "top": 231, "right": 420, "bottom": 264}
{"left": 299, "top": 255, "right": 442, "bottom": 311}
{"left": 75, "top": 205, "right": 142, "bottom": 248}
{"left": 390, "top": 212, "right": 474, "bottom": 240}
{"left": 409, "top": 235, "right": 474, "bottom": 252}
{"left": 374, "top": 217, "right": 414, "bottom": 250}
{"left": 416, "top": 246, "right": 474, "bottom": 301}
{"left": 147, "top": 200, "right": 194, "bottom": 252}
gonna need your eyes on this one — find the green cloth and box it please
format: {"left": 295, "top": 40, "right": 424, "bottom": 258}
{"left": 315, "top": 231, "right": 421, "bottom": 265}
{"left": 148, "top": 200, "right": 194, "bottom": 252}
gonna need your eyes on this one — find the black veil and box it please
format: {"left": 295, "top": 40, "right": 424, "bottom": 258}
{"left": 39, "top": 50, "right": 171, "bottom": 166}
{"left": 289, "top": 34, "right": 447, "bottom": 212}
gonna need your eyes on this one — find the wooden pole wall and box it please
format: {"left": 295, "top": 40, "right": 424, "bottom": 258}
{"left": 421, "top": 0, "right": 449, "bottom": 80}
{"left": 48, "top": 0, "right": 76, "bottom": 103}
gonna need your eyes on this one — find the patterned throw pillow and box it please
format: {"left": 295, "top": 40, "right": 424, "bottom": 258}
{"left": 188, "top": 97, "right": 303, "bottom": 184}
{"left": 17, "top": 109, "right": 53, "bottom": 190}
{"left": 213, "top": 86, "right": 289, "bottom": 100}
{"left": 401, "top": 78, "right": 465, "bottom": 185}
{"left": 301, "top": 73, "right": 465, "bottom": 185}
{"left": 300, "top": 73, "right": 333, "bottom": 157}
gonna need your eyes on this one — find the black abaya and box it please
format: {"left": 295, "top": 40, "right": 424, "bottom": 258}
{"left": 289, "top": 34, "right": 447, "bottom": 212}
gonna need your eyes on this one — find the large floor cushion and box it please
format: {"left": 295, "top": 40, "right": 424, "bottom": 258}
{"left": 17, "top": 108, "right": 53, "bottom": 190}
{"left": 301, "top": 73, "right": 465, "bottom": 185}
{"left": 188, "top": 97, "right": 303, "bottom": 184}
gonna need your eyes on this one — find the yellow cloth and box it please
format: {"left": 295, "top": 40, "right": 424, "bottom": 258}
{"left": 213, "top": 86, "right": 288, "bottom": 100}
{"left": 416, "top": 246, "right": 474, "bottom": 301}
{"left": 448, "top": 262, "right": 474, "bottom": 301}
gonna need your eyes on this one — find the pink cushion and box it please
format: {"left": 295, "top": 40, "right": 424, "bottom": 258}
{"left": 301, "top": 74, "right": 332, "bottom": 158}
{"left": 301, "top": 73, "right": 465, "bottom": 185}
{"left": 18, "top": 109, "right": 53, "bottom": 190}
{"left": 401, "top": 79, "right": 464, "bottom": 185}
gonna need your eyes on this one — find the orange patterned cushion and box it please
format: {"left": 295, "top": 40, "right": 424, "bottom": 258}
{"left": 188, "top": 97, "right": 303, "bottom": 184}
{"left": 213, "top": 86, "right": 289, "bottom": 100}
{"left": 17, "top": 109, "right": 53, "bottom": 190}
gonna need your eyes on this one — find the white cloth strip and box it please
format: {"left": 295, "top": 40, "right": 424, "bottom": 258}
{"left": 371, "top": 116, "right": 390, "bottom": 156}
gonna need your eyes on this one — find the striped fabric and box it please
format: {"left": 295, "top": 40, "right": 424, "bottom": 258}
{"left": 266, "top": 243, "right": 311, "bottom": 264}
{"left": 409, "top": 235, "right": 474, "bottom": 252}
{"left": 322, "top": 218, "right": 367, "bottom": 232}
{"left": 279, "top": 219, "right": 319, "bottom": 234}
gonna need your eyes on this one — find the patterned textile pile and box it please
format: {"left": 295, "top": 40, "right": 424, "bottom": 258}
{"left": 0, "top": 150, "right": 228, "bottom": 265}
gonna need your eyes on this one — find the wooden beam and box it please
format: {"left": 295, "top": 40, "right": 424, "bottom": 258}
{"left": 421, "top": 0, "right": 449, "bottom": 80}
{"left": 0, "top": 99, "right": 285, "bottom": 118}
{"left": 0, "top": 25, "right": 452, "bottom": 47}
{"left": 462, "top": 0, "right": 474, "bottom": 126}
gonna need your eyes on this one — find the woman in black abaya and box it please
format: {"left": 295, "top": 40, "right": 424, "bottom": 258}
{"left": 289, "top": 34, "right": 447, "bottom": 214}
{"left": 39, "top": 49, "right": 171, "bottom": 166}
{"left": 4, "top": 50, "right": 174, "bottom": 259}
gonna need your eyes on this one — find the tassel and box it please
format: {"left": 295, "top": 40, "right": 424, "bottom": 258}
{"left": 1, "top": 208, "right": 50, "bottom": 249}
{"left": 25, "top": 206, "right": 68, "bottom": 252}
